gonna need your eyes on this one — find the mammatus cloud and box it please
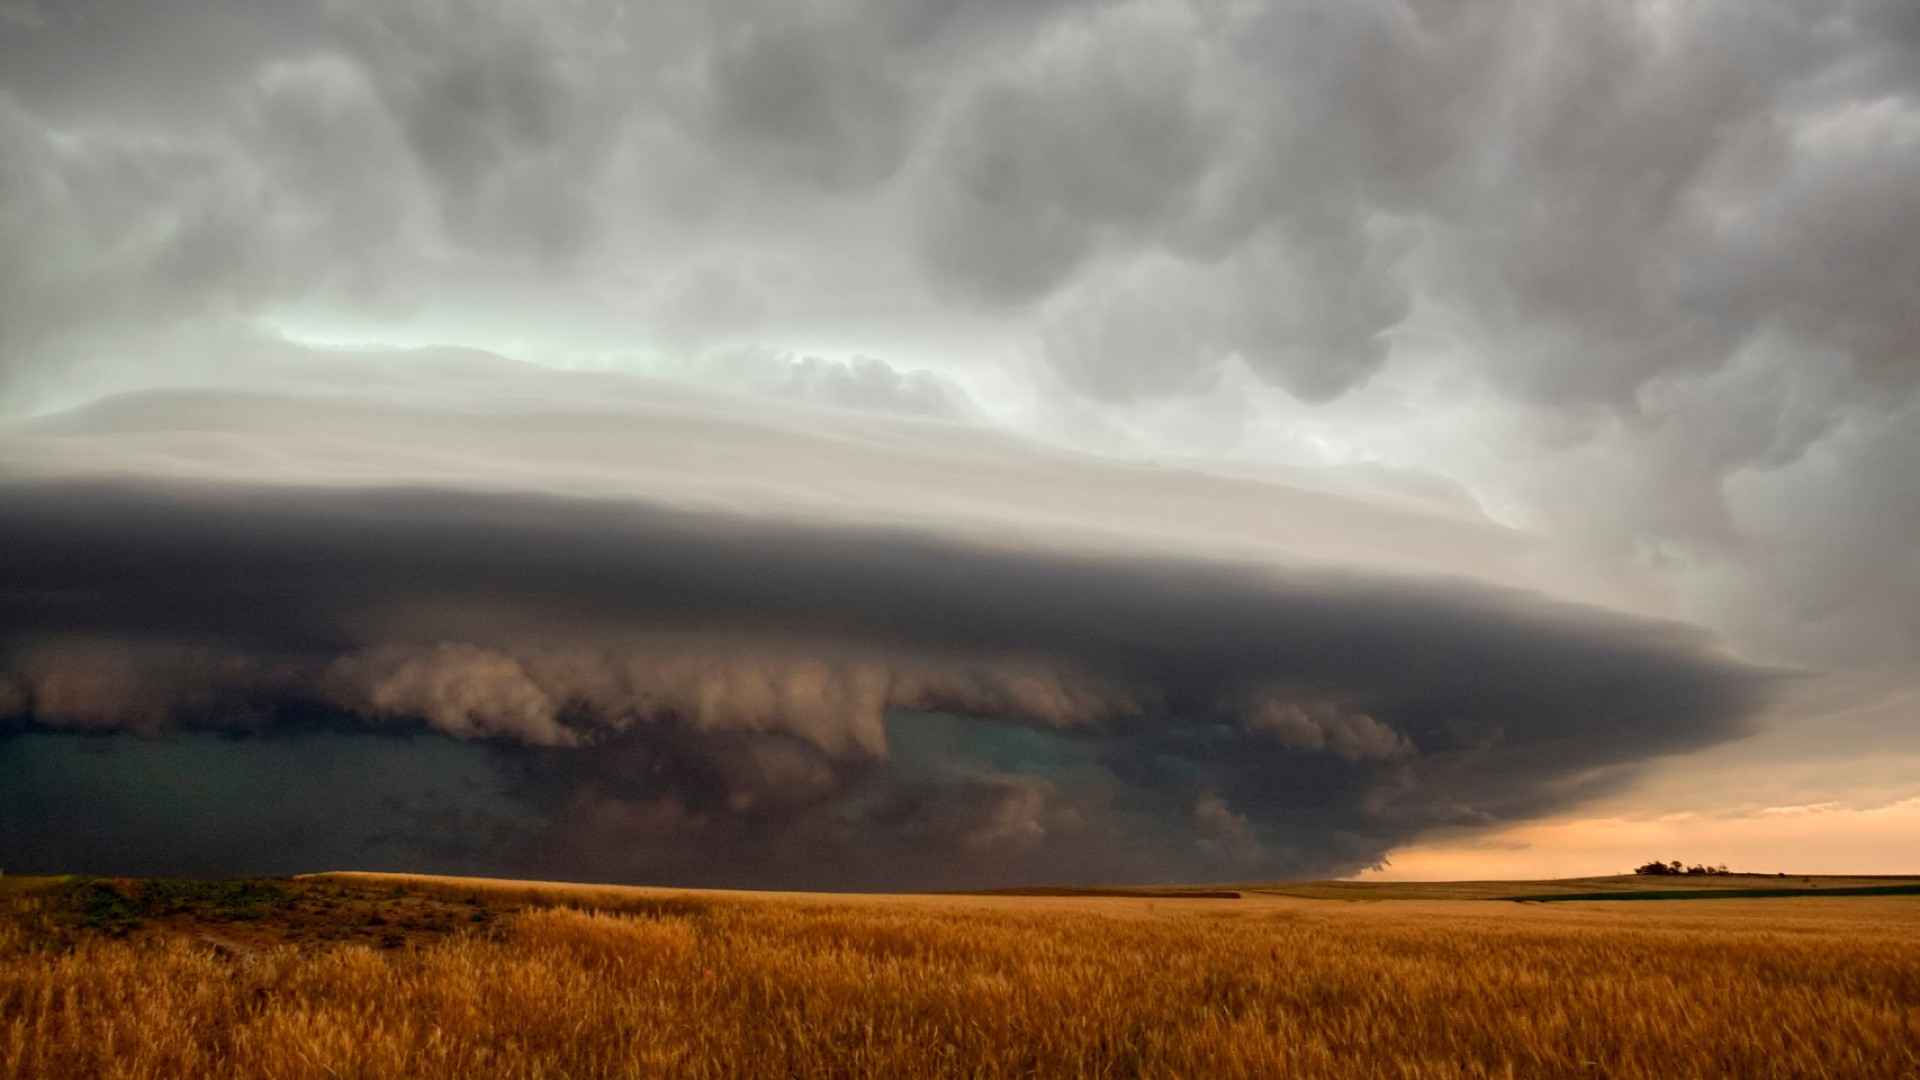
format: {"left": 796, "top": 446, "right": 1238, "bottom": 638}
{"left": 3, "top": 1, "right": 1911, "bottom": 403}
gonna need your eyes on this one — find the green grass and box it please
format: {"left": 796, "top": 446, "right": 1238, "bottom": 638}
{"left": 957, "top": 873, "right": 1920, "bottom": 902}
{"left": 1505, "top": 883, "right": 1920, "bottom": 903}
{"left": 38, "top": 877, "right": 292, "bottom": 931}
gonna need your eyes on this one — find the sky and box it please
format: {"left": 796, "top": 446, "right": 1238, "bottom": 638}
{"left": 0, "top": 0, "right": 1916, "bottom": 888}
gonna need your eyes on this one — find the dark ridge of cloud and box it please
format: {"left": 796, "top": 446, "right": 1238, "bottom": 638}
{"left": 0, "top": 477, "right": 1770, "bottom": 887}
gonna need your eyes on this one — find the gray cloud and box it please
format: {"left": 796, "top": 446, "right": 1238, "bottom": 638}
{"left": 0, "top": 476, "right": 1766, "bottom": 886}
{"left": 681, "top": 0, "right": 920, "bottom": 192}
{"left": 4, "top": 0, "right": 1912, "bottom": 417}
{"left": 0, "top": 0, "right": 1913, "bottom": 883}
{"left": 682, "top": 346, "right": 977, "bottom": 418}
{"left": 912, "top": 0, "right": 1222, "bottom": 304}
{"left": 0, "top": 347, "right": 1531, "bottom": 584}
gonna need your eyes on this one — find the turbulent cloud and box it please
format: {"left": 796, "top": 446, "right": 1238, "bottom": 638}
{"left": 320, "top": 641, "right": 1127, "bottom": 758}
{"left": 913, "top": 0, "right": 1222, "bottom": 305}
{"left": 0, "top": 454, "right": 1766, "bottom": 885}
{"left": 0, "top": 0, "right": 1913, "bottom": 884}
{"left": 1243, "top": 699, "right": 1410, "bottom": 761}
{"left": 4, "top": 0, "right": 1914, "bottom": 423}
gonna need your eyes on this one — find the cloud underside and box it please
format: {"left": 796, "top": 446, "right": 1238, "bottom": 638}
{"left": 8, "top": 0, "right": 1908, "bottom": 886}
{"left": 4, "top": 0, "right": 1916, "bottom": 408}
{"left": 0, "top": 479, "right": 1766, "bottom": 887}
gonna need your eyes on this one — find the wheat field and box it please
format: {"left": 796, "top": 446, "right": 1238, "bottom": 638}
{"left": 2, "top": 872, "right": 1916, "bottom": 1079}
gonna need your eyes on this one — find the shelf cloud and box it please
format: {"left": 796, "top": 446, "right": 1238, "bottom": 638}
{"left": 1, "top": 0, "right": 1914, "bottom": 883}
{"left": 0, "top": 385, "right": 1767, "bottom": 884}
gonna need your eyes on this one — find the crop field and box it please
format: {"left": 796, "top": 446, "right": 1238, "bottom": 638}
{"left": 2, "top": 871, "right": 1917, "bottom": 1079}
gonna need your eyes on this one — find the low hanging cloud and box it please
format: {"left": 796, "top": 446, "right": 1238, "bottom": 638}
{"left": 315, "top": 640, "right": 1128, "bottom": 756}
{"left": 0, "top": 353, "right": 1774, "bottom": 886}
{"left": 1243, "top": 699, "right": 1410, "bottom": 761}
{"left": 0, "top": 467, "right": 1768, "bottom": 887}
{"left": 6, "top": 0, "right": 1906, "bottom": 884}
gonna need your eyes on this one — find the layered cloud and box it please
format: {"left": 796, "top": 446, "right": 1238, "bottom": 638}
{"left": 0, "top": 0, "right": 1913, "bottom": 883}
{"left": 0, "top": 353, "right": 1767, "bottom": 886}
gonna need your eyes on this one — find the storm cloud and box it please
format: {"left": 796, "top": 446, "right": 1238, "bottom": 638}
{"left": 1, "top": 0, "right": 1914, "bottom": 883}
{"left": 1, "top": 467, "right": 1764, "bottom": 886}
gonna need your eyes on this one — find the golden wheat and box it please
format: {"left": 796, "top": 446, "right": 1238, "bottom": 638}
{"left": 2, "top": 875, "right": 1916, "bottom": 1079}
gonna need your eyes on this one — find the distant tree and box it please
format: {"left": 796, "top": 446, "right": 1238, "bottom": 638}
{"left": 1632, "top": 860, "right": 1731, "bottom": 876}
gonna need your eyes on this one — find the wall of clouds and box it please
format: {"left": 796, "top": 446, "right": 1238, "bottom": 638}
{"left": 1, "top": 0, "right": 1915, "bottom": 883}
{"left": 0, "top": 458, "right": 1765, "bottom": 886}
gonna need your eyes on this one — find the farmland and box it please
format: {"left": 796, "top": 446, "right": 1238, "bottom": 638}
{"left": 2, "top": 871, "right": 1916, "bottom": 1078}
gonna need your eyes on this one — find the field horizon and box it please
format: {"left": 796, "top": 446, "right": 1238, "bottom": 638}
{"left": 5, "top": 866, "right": 1917, "bottom": 1078}
{"left": 8, "top": 3, "right": 1920, "bottom": 1075}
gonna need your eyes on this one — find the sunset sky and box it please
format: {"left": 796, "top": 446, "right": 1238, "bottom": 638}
{"left": 2, "top": 0, "right": 1916, "bottom": 887}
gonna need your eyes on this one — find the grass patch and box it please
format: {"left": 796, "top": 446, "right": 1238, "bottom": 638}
{"left": 1506, "top": 883, "right": 1920, "bottom": 902}
{"left": 40, "top": 877, "right": 291, "bottom": 931}
{"left": 2, "top": 872, "right": 1915, "bottom": 1078}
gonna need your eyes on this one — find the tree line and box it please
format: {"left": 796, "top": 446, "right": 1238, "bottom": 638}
{"left": 1632, "top": 860, "right": 1730, "bottom": 876}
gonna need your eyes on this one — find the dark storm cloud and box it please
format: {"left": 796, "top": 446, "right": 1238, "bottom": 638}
{"left": 0, "top": 0, "right": 1912, "bottom": 881}
{"left": 0, "top": 478, "right": 1767, "bottom": 886}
